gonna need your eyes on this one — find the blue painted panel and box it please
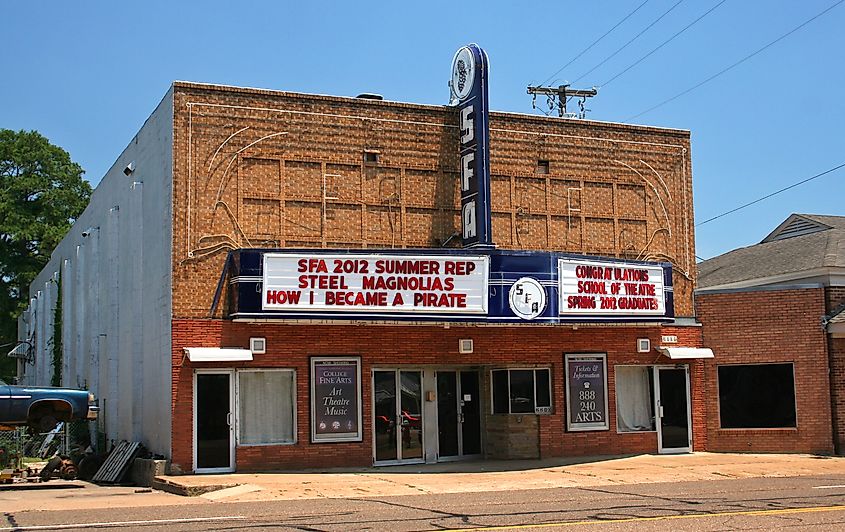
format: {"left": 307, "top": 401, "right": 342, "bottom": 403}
{"left": 224, "top": 249, "right": 674, "bottom": 324}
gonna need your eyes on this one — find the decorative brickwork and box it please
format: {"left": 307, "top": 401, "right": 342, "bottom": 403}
{"left": 170, "top": 83, "right": 696, "bottom": 320}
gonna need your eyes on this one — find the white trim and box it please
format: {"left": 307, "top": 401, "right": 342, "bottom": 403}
{"left": 235, "top": 368, "right": 297, "bottom": 447}
{"left": 656, "top": 347, "right": 714, "bottom": 360}
{"left": 697, "top": 266, "right": 845, "bottom": 292}
{"left": 654, "top": 365, "right": 692, "bottom": 454}
{"left": 185, "top": 347, "right": 252, "bottom": 362}
{"left": 614, "top": 364, "right": 657, "bottom": 434}
{"left": 193, "top": 369, "right": 235, "bottom": 473}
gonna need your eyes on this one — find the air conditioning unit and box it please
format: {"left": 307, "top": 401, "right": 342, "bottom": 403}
{"left": 250, "top": 337, "right": 266, "bottom": 355}
{"left": 459, "top": 339, "right": 474, "bottom": 354}
{"left": 637, "top": 338, "right": 651, "bottom": 353}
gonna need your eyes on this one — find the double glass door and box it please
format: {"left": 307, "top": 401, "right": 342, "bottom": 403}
{"left": 373, "top": 370, "right": 424, "bottom": 463}
{"left": 436, "top": 371, "right": 481, "bottom": 460}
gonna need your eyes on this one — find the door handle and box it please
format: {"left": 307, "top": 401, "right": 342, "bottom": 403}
{"left": 226, "top": 412, "right": 233, "bottom": 427}
{"left": 658, "top": 406, "right": 664, "bottom": 418}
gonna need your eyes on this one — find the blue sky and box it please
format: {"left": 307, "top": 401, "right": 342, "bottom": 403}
{"left": 2, "top": 1, "right": 842, "bottom": 260}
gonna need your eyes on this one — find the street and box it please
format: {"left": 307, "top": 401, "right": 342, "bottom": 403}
{"left": 3, "top": 474, "right": 845, "bottom": 531}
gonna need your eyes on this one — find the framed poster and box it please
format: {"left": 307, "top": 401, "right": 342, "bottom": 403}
{"left": 310, "top": 356, "right": 363, "bottom": 442}
{"left": 564, "top": 353, "right": 609, "bottom": 431}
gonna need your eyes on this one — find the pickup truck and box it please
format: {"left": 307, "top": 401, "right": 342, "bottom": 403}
{"left": 0, "top": 378, "right": 99, "bottom": 432}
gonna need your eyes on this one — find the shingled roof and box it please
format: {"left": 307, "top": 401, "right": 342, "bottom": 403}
{"left": 697, "top": 214, "right": 845, "bottom": 290}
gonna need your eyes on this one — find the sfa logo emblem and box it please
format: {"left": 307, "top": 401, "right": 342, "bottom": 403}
{"left": 450, "top": 44, "right": 492, "bottom": 248}
{"left": 460, "top": 105, "right": 477, "bottom": 239}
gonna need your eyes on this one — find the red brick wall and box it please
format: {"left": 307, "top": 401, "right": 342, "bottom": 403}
{"left": 697, "top": 288, "right": 833, "bottom": 454}
{"left": 825, "top": 286, "right": 845, "bottom": 314}
{"left": 825, "top": 286, "right": 845, "bottom": 453}
{"left": 830, "top": 336, "right": 845, "bottom": 453}
{"left": 172, "top": 320, "right": 704, "bottom": 472}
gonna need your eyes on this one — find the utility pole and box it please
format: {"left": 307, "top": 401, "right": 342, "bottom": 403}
{"left": 527, "top": 85, "right": 598, "bottom": 119}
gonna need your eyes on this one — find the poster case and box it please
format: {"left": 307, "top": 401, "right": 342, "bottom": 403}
{"left": 564, "top": 353, "right": 609, "bottom": 432}
{"left": 310, "top": 356, "right": 363, "bottom": 443}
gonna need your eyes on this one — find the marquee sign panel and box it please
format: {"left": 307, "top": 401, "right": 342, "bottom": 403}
{"left": 224, "top": 249, "right": 674, "bottom": 324}
{"left": 263, "top": 254, "right": 489, "bottom": 315}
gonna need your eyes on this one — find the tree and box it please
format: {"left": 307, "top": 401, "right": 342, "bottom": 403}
{"left": 0, "top": 129, "right": 91, "bottom": 381}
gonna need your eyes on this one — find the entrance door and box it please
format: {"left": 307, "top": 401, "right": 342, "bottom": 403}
{"left": 436, "top": 370, "right": 481, "bottom": 460}
{"left": 654, "top": 366, "right": 692, "bottom": 454}
{"left": 373, "top": 370, "right": 424, "bottom": 464}
{"left": 194, "top": 370, "right": 235, "bottom": 472}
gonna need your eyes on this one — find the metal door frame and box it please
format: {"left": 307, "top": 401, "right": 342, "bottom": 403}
{"left": 193, "top": 369, "right": 236, "bottom": 473}
{"left": 653, "top": 365, "right": 692, "bottom": 454}
{"left": 435, "top": 369, "right": 482, "bottom": 462}
{"left": 372, "top": 368, "right": 425, "bottom": 466}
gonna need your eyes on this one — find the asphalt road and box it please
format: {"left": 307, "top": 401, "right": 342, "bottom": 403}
{"left": 3, "top": 475, "right": 845, "bottom": 531}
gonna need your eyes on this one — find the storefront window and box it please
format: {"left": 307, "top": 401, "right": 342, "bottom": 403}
{"left": 615, "top": 366, "right": 655, "bottom": 432}
{"left": 718, "top": 363, "right": 796, "bottom": 429}
{"left": 491, "top": 369, "right": 551, "bottom": 414}
{"left": 237, "top": 369, "right": 296, "bottom": 445}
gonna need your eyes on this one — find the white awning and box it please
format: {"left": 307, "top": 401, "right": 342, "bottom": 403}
{"left": 184, "top": 347, "right": 253, "bottom": 362}
{"left": 655, "top": 347, "right": 714, "bottom": 360}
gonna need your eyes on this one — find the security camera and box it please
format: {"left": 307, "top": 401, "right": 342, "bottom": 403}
{"left": 123, "top": 161, "right": 136, "bottom": 176}
{"left": 81, "top": 227, "right": 97, "bottom": 238}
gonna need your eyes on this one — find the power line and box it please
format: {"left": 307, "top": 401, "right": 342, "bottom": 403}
{"left": 538, "top": 0, "right": 651, "bottom": 87}
{"left": 696, "top": 162, "right": 845, "bottom": 227}
{"left": 571, "top": 0, "right": 686, "bottom": 86}
{"left": 601, "top": 0, "right": 728, "bottom": 88}
{"left": 629, "top": 0, "right": 845, "bottom": 120}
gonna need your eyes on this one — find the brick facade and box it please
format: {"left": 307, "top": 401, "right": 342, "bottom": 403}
{"left": 171, "top": 319, "right": 704, "bottom": 472}
{"left": 165, "top": 82, "right": 704, "bottom": 472}
{"left": 826, "top": 286, "right": 845, "bottom": 453}
{"left": 696, "top": 288, "right": 834, "bottom": 454}
{"left": 170, "top": 83, "right": 696, "bottom": 320}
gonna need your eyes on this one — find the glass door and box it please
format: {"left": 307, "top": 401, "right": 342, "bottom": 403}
{"left": 194, "top": 370, "right": 235, "bottom": 473}
{"left": 436, "top": 370, "right": 481, "bottom": 460}
{"left": 373, "top": 370, "right": 424, "bottom": 464}
{"left": 654, "top": 366, "right": 692, "bottom": 454}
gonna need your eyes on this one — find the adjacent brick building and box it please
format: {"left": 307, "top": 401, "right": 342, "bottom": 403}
{"left": 697, "top": 214, "right": 845, "bottom": 455}
{"left": 16, "top": 57, "right": 713, "bottom": 472}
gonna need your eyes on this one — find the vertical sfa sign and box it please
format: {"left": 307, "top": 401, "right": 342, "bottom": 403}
{"left": 450, "top": 44, "right": 493, "bottom": 248}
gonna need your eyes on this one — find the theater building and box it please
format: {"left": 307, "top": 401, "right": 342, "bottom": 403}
{"left": 15, "top": 46, "right": 709, "bottom": 473}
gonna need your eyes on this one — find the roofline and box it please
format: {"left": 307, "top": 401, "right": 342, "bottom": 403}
{"left": 760, "top": 213, "right": 834, "bottom": 243}
{"left": 695, "top": 283, "right": 824, "bottom": 296}
{"left": 171, "top": 81, "right": 691, "bottom": 136}
{"left": 696, "top": 266, "right": 845, "bottom": 291}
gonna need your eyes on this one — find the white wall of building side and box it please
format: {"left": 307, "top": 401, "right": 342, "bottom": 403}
{"left": 18, "top": 87, "right": 174, "bottom": 458}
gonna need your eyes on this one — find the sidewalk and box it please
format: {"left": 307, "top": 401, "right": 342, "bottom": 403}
{"left": 153, "top": 452, "right": 845, "bottom": 501}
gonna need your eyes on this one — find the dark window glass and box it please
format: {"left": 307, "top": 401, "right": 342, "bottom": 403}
{"left": 509, "top": 370, "right": 535, "bottom": 413}
{"left": 536, "top": 160, "right": 550, "bottom": 174}
{"left": 718, "top": 364, "right": 796, "bottom": 429}
{"left": 492, "top": 370, "right": 509, "bottom": 414}
{"left": 535, "top": 369, "right": 551, "bottom": 408}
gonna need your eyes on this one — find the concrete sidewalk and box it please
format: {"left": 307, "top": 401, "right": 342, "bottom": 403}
{"left": 153, "top": 453, "right": 845, "bottom": 501}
